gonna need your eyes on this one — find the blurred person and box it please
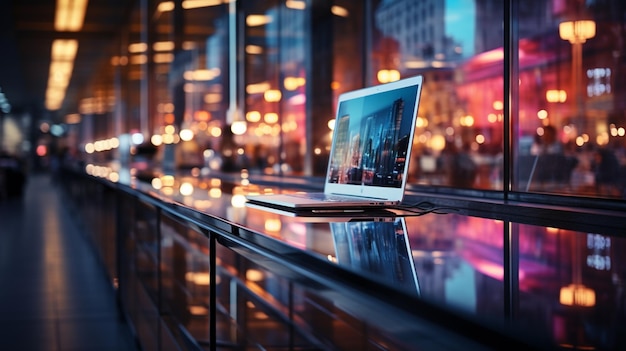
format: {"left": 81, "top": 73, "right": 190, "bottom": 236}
{"left": 592, "top": 146, "right": 621, "bottom": 196}
{"left": 528, "top": 125, "right": 577, "bottom": 188}
{"left": 440, "top": 142, "right": 477, "bottom": 188}
{"left": 531, "top": 125, "right": 563, "bottom": 155}
{"left": 0, "top": 151, "right": 27, "bottom": 199}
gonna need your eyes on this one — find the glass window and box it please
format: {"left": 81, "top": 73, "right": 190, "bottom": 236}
{"left": 242, "top": 1, "right": 308, "bottom": 175}
{"left": 372, "top": 0, "right": 495, "bottom": 190}
{"left": 513, "top": 1, "right": 625, "bottom": 199}
{"left": 77, "top": 0, "right": 626, "bottom": 205}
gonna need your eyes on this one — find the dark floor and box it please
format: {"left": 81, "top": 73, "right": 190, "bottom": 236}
{"left": 0, "top": 173, "right": 139, "bottom": 351}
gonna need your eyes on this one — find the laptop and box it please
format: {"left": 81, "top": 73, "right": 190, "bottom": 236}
{"left": 246, "top": 75, "right": 423, "bottom": 211}
{"left": 330, "top": 217, "right": 420, "bottom": 296}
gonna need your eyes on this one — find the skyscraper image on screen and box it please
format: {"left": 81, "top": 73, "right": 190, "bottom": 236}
{"left": 327, "top": 84, "right": 416, "bottom": 188}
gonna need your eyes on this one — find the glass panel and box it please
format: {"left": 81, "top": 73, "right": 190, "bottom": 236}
{"left": 132, "top": 199, "right": 161, "bottom": 350}
{"left": 215, "top": 241, "right": 318, "bottom": 349}
{"left": 215, "top": 238, "right": 441, "bottom": 350}
{"left": 406, "top": 214, "right": 505, "bottom": 319}
{"left": 144, "top": 1, "right": 230, "bottom": 175}
{"left": 514, "top": 1, "right": 626, "bottom": 199}
{"left": 160, "top": 213, "right": 211, "bottom": 347}
{"left": 241, "top": 1, "right": 307, "bottom": 175}
{"left": 134, "top": 200, "right": 160, "bottom": 301}
{"left": 371, "top": 0, "right": 502, "bottom": 190}
{"left": 180, "top": 2, "right": 230, "bottom": 173}
{"left": 517, "top": 225, "right": 621, "bottom": 349}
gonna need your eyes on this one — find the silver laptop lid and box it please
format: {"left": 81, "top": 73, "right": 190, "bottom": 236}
{"left": 324, "top": 75, "right": 423, "bottom": 201}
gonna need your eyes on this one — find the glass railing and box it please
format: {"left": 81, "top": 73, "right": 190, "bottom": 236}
{"left": 59, "top": 168, "right": 625, "bottom": 350}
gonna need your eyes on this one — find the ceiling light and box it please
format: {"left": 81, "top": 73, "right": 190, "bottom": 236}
{"left": 51, "top": 39, "right": 78, "bottom": 61}
{"left": 182, "top": 0, "right": 222, "bottom": 9}
{"left": 45, "top": 39, "right": 79, "bottom": 111}
{"left": 246, "top": 15, "right": 272, "bottom": 27}
{"left": 153, "top": 41, "right": 174, "bottom": 52}
{"left": 157, "top": 1, "right": 175, "bottom": 13}
{"left": 286, "top": 0, "right": 306, "bottom": 10}
{"left": 55, "top": 0, "right": 89, "bottom": 32}
{"left": 331, "top": 6, "right": 349, "bottom": 17}
{"left": 128, "top": 42, "right": 148, "bottom": 54}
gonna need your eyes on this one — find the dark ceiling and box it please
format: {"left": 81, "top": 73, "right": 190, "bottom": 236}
{"left": 0, "top": 0, "right": 135, "bottom": 121}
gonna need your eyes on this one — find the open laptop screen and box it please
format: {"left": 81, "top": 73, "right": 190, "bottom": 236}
{"left": 326, "top": 76, "right": 422, "bottom": 196}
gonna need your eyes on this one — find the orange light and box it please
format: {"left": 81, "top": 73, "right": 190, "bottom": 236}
{"left": 194, "top": 110, "right": 210, "bottom": 121}
{"left": 546, "top": 89, "right": 567, "bottom": 103}
{"left": 263, "top": 89, "right": 282, "bottom": 102}
{"left": 377, "top": 69, "right": 400, "bottom": 83}
{"left": 559, "top": 284, "right": 596, "bottom": 307}
{"left": 55, "top": 0, "right": 88, "bottom": 32}
{"left": 559, "top": 20, "right": 596, "bottom": 44}
{"left": 164, "top": 113, "right": 175, "bottom": 124}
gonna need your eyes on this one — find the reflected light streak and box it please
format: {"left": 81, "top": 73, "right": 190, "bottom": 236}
{"left": 246, "top": 269, "right": 264, "bottom": 282}
{"left": 254, "top": 312, "right": 269, "bottom": 320}
{"left": 186, "top": 272, "right": 213, "bottom": 286}
{"left": 264, "top": 218, "right": 281, "bottom": 232}
{"left": 188, "top": 305, "right": 209, "bottom": 316}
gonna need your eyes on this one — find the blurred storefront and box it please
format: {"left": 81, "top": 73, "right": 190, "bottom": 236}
{"left": 8, "top": 0, "right": 623, "bottom": 204}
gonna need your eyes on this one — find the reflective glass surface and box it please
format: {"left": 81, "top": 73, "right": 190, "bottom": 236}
{"left": 513, "top": 2, "right": 626, "bottom": 199}
{"left": 48, "top": 0, "right": 621, "bottom": 206}
{"left": 110, "top": 171, "right": 623, "bottom": 350}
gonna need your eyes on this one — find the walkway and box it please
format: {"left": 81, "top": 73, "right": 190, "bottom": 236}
{"left": 0, "top": 173, "right": 138, "bottom": 351}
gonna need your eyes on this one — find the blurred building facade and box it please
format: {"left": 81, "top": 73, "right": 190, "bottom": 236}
{"left": 3, "top": 0, "right": 626, "bottom": 203}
